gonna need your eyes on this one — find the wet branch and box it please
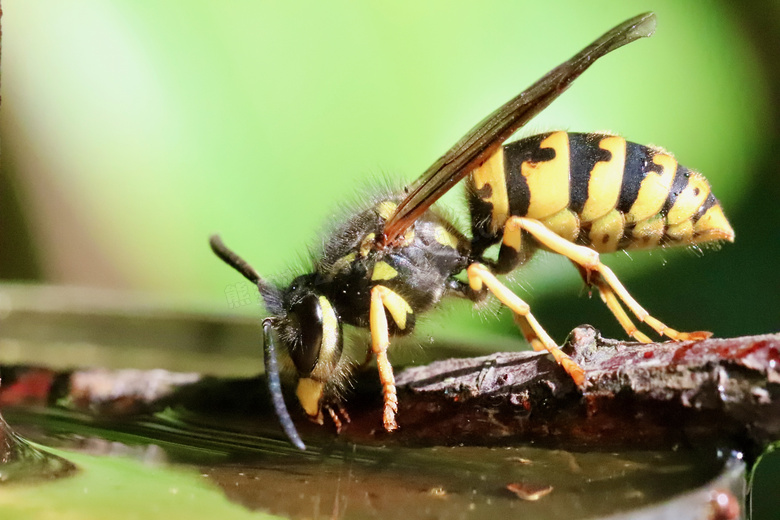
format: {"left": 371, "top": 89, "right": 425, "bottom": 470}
{"left": 1, "top": 327, "right": 778, "bottom": 455}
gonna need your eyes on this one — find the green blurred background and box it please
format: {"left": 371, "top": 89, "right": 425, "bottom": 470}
{"left": 1, "top": 0, "right": 779, "bottom": 516}
{"left": 1, "top": 0, "right": 777, "bottom": 346}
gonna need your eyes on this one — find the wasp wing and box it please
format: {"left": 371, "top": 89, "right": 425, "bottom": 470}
{"left": 381, "top": 12, "right": 657, "bottom": 245}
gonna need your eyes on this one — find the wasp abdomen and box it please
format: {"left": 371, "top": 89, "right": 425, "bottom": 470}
{"left": 469, "top": 131, "right": 733, "bottom": 255}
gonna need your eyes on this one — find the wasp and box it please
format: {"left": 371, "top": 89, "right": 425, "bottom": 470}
{"left": 210, "top": 12, "right": 734, "bottom": 450}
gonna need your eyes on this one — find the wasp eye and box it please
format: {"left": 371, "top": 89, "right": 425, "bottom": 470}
{"left": 288, "top": 293, "right": 323, "bottom": 375}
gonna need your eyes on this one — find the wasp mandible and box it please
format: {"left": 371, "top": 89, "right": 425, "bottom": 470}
{"left": 210, "top": 12, "right": 734, "bottom": 450}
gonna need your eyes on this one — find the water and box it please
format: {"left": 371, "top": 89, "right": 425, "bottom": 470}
{"left": 4, "top": 405, "right": 744, "bottom": 520}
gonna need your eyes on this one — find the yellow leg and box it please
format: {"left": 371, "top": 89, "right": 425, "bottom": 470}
{"left": 507, "top": 217, "right": 711, "bottom": 341}
{"left": 370, "top": 285, "right": 400, "bottom": 432}
{"left": 594, "top": 277, "right": 653, "bottom": 343}
{"left": 569, "top": 260, "right": 652, "bottom": 343}
{"left": 513, "top": 314, "right": 547, "bottom": 352}
{"left": 467, "top": 263, "right": 585, "bottom": 385}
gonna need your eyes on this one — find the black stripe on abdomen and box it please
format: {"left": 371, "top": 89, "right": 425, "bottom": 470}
{"left": 503, "top": 133, "right": 553, "bottom": 217}
{"left": 617, "top": 142, "right": 654, "bottom": 213}
{"left": 568, "top": 132, "right": 613, "bottom": 215}
{"left": 692, "top": 192, "right": 718, "bottom": 223}
{"left": 661, "top": 164, "right": 691, "bottom": 217}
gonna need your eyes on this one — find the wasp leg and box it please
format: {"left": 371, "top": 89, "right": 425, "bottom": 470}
{"left": 369, "top": 285, "right": 405, "bottom": 431}
{"left": 446, "top": 277, "right": 549, "bottom": 350}
{"left": 445, "top": 278, "right": 488, "bottom": 301}
{"left": 467, "top": 263, "right": 585, "bottom": 385}
{"left": 513, "top": 314, "right": 548, "bottom": 352}
{"left": 570, "top": 261, "right": 652, "bottom": 343}
{"left": 596, "top": 280, "right": 657, "bottom": 342}
{"left": 324, "top": 402, "right": 351, "bottom": 433}
{"left": 506, "top": 217, "right": 711, "bottom": 341}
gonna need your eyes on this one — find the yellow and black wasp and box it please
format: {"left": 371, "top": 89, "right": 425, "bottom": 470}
{"left": 210, "top": 12, "right": 734, "bottom": 450}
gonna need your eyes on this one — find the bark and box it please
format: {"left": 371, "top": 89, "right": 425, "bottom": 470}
{"left": 2, "top": 327, "right": 778, "bottom": 456}
{"left": 385, "top": 326, "right": 780, "bottom": 454}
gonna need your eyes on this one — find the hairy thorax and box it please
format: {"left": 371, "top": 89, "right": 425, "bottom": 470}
{"left": 317, "top": 198, "right": 471, "bottom": 334}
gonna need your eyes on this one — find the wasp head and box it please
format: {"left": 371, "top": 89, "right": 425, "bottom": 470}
{"left": 210, "top": 235, "right": 344, "bottom": 450}
{"left": 274, "top": 274, "right": 344, "bottom": 424}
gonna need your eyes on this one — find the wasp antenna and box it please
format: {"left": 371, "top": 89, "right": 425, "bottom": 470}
{"left": 209, "top": 234, "right": 269, "bottom": 287}
{"left": 263, "top": 319, "right": 306, "bottom": 451}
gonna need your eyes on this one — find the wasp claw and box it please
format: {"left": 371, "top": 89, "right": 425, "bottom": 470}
{"left": 678, "top": 330, "right": 713, "bottom": 341}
